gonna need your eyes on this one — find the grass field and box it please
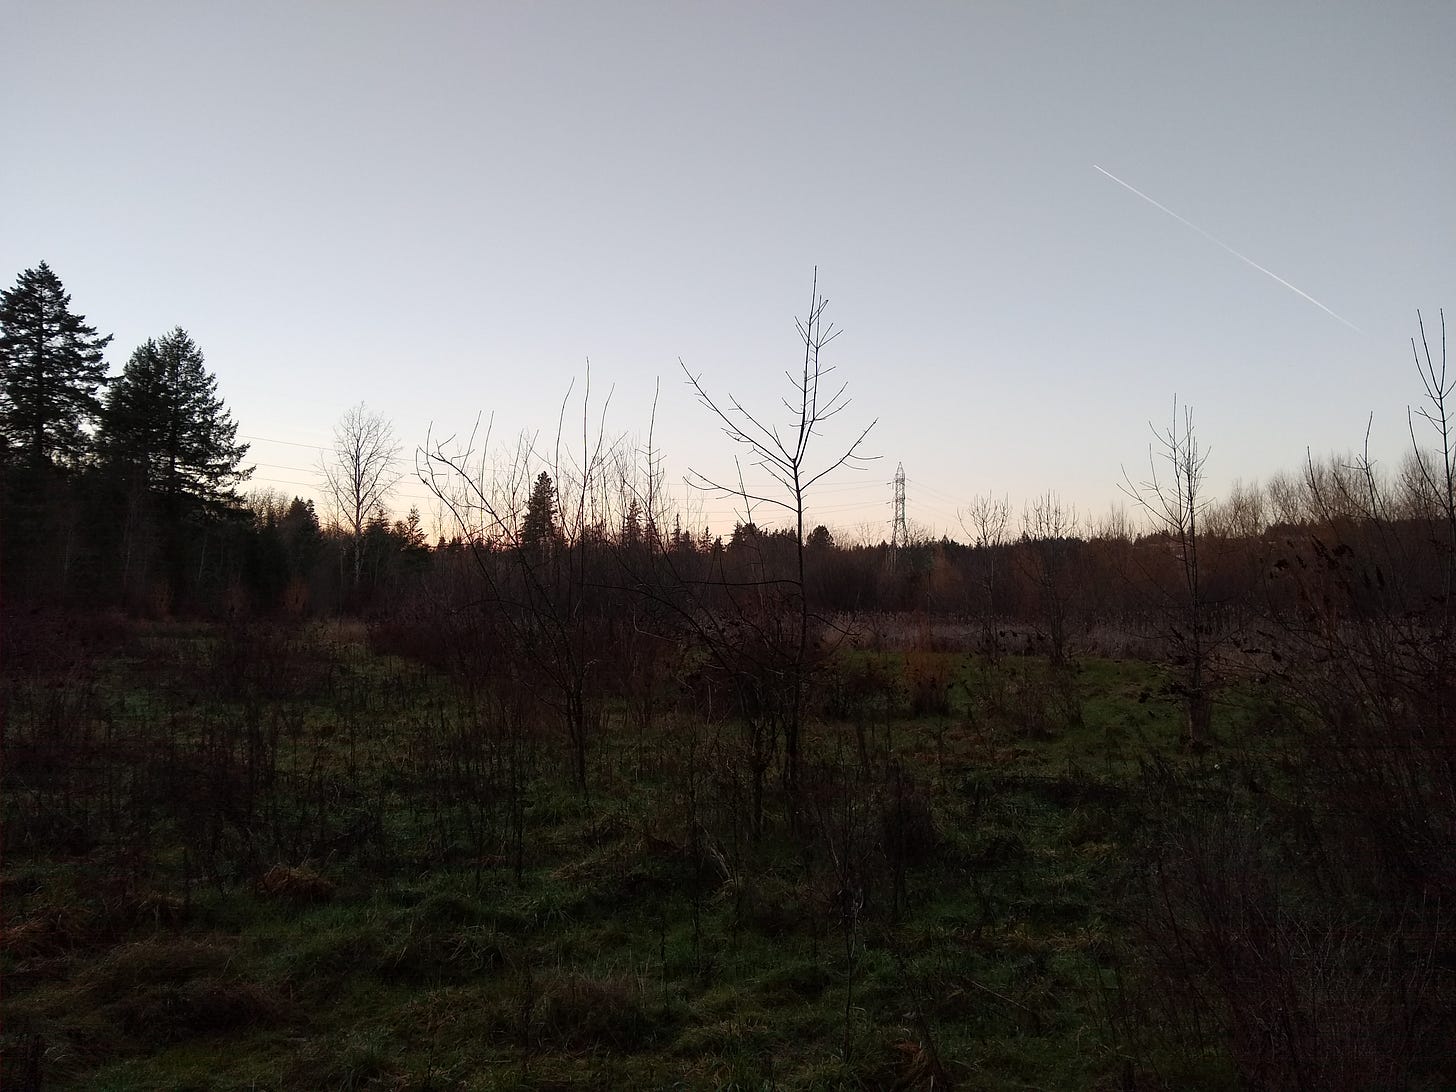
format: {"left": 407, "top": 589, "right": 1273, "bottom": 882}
{"left": 0, "top": 616, "right": 1295, "bottom": 1089}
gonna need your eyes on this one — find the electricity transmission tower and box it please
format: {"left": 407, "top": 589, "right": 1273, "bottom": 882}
{"left": 888, "top": 462, "right": 907, "bottom": 570}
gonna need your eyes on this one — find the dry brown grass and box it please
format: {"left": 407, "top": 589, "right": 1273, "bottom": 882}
{"left": 256, "top": 864, "right": 336, "bottom": 903}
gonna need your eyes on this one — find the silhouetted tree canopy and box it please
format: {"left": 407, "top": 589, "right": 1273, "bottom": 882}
{"left": 0, "top": 262, "right": 112, "bottom": 465}
{"left": 522, "top": 471, "right": 557, "bottom": 554}
{"left": 99, "top": 327, "right": 251, "bottom": 513}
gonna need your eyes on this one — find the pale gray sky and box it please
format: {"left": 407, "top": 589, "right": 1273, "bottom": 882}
{"left": 4, "top": 1, "right": 1452, "bottom": 537}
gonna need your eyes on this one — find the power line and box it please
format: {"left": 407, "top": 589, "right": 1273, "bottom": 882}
{"left": 252, "top": 460, "right": 320, "bottom": 473}
{"left": 247, "top": 475, "right": 322, "bottom": 491}
{"left": 904, "top": 476, "right": 967, "bottom": 508}
{"left": 247, "top": 475, "right": 439, "bottom": 505}
{"left": 239, "top": 432, "right": 331, "bottom": 451}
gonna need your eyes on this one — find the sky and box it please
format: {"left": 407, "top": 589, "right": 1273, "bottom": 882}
{"left": 4, "top": 1, "right": 1453, "bottom": 540}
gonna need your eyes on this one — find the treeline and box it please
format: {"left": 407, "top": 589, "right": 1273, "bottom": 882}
{"left": 3, "top": 262, "right": 1453, "bottom": 645}
{"left": 0, "top": 264, "right": 431, "bottom": 613}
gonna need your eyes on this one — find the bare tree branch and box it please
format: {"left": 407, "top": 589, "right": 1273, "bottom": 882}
{"left": 321, "top": 402, "right": 402, "bottom": 588}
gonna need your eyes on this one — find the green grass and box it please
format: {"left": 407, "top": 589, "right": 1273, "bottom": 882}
{"left": 2, "top": 620, "right": 1251, "bottom": 1090}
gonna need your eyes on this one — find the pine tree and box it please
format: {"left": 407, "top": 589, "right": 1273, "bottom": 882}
{"left": 395, "top": 506, "right": 428, "bottom": 553}
{"left": 280, "top": 496, "right": 324, "bottom": 610}
{"left": 521, "top": 471, "right": 557, "bottom": 556}
{"left": 621, "top": 498, "right": 643, "bottom": 549}
{"left": 99, "top": 327, "right": 251, "bottom": 512}
{"left": 281, "top": 496, "right": 322, "bottom": 569}
{"left": 0, "top": 262, "right": 113, "bottom": 464}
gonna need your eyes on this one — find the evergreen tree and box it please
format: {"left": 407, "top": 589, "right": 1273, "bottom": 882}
{"left": 621, "top": 498, "right": 643, "bottom": 549}
{"left": 729, "top": 520, "right": 761, "bottom": 550}
{"left": 395, "top": 506, "right": 429, "bottom": 555}
{"left": 281, "top": 496, "right": 322, "bottom": 570}
{"left": 521, "top": 471, "right": 557, "bottom": 556}
{"left": 0, "top": 262, "right": 112, "bottom": 464}
{"left": 361, "top": 504, "right": 393, "bottom": 592}
{"left": 806, "top": 524, "right": 835, "bottom": 551}
{"left": 99, "top": 327, "right": 251, "bottom": 512}
{"left": 245, "top": 503, "right": 292, "bottom": 609}
{"left": 387, "top": 507, "right": 431, "bottom": 582}
{"left": 280, "top": 496, "right": 326, "bottom": 611}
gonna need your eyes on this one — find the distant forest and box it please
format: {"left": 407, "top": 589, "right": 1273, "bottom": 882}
{"left": 5, "top": 260, "right": 1453, "bottom": 779}
{"left": 3, "top": 263, "right": 1451, "bottom": 633}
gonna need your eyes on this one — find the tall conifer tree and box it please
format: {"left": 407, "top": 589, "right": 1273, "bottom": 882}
{"left": 0, "top": 262, "right": 112, "bottom": 464}
{"left": 99, "top": 327, "right": 251, "bottom": 513}
{"left": 521, "top": 471, "right": 558, "bottom": 556}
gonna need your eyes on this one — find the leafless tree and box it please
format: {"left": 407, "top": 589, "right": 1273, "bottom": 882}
{"left": 1121, "top": 399, "right": 1212, "bottom": 746}
{"left": 959, "top": 493, "right": 1011, "bottom": 659}
{"left": 417, "top": 373, "right": 627, "bottom": 794}
{"left": 1203, "top": 478, "right": 1265, "bottom": 540}
{"left": 1133, "top": 318, "right": 1456, "bottom": 1089}
{"left": 1019, "top": 491, "right": 1080, "bottom": 666}
{"left": 1408, "top": 309, "right": 1454, "bottom": 631}
{"left": 322, "top": 402, "right": 401, "bottom": 589}
{"left": 682, "top": 271, "right": 876, "bottom": 805}
{"left": 1264, "top": 468, "right": 1307, "bottom": 527}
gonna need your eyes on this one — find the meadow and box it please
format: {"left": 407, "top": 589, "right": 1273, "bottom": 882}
{"left": 4, "top": 610, "right": 1335, "bottom": 1091}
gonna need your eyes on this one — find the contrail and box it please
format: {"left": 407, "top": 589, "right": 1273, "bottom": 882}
{"left": 1093, "top": 164, "right": 1361, "bottom": 333}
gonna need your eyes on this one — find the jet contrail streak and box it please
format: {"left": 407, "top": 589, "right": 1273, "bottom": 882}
{"left": 1092, "top": 164, "right": 1361, "bottom": 333}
